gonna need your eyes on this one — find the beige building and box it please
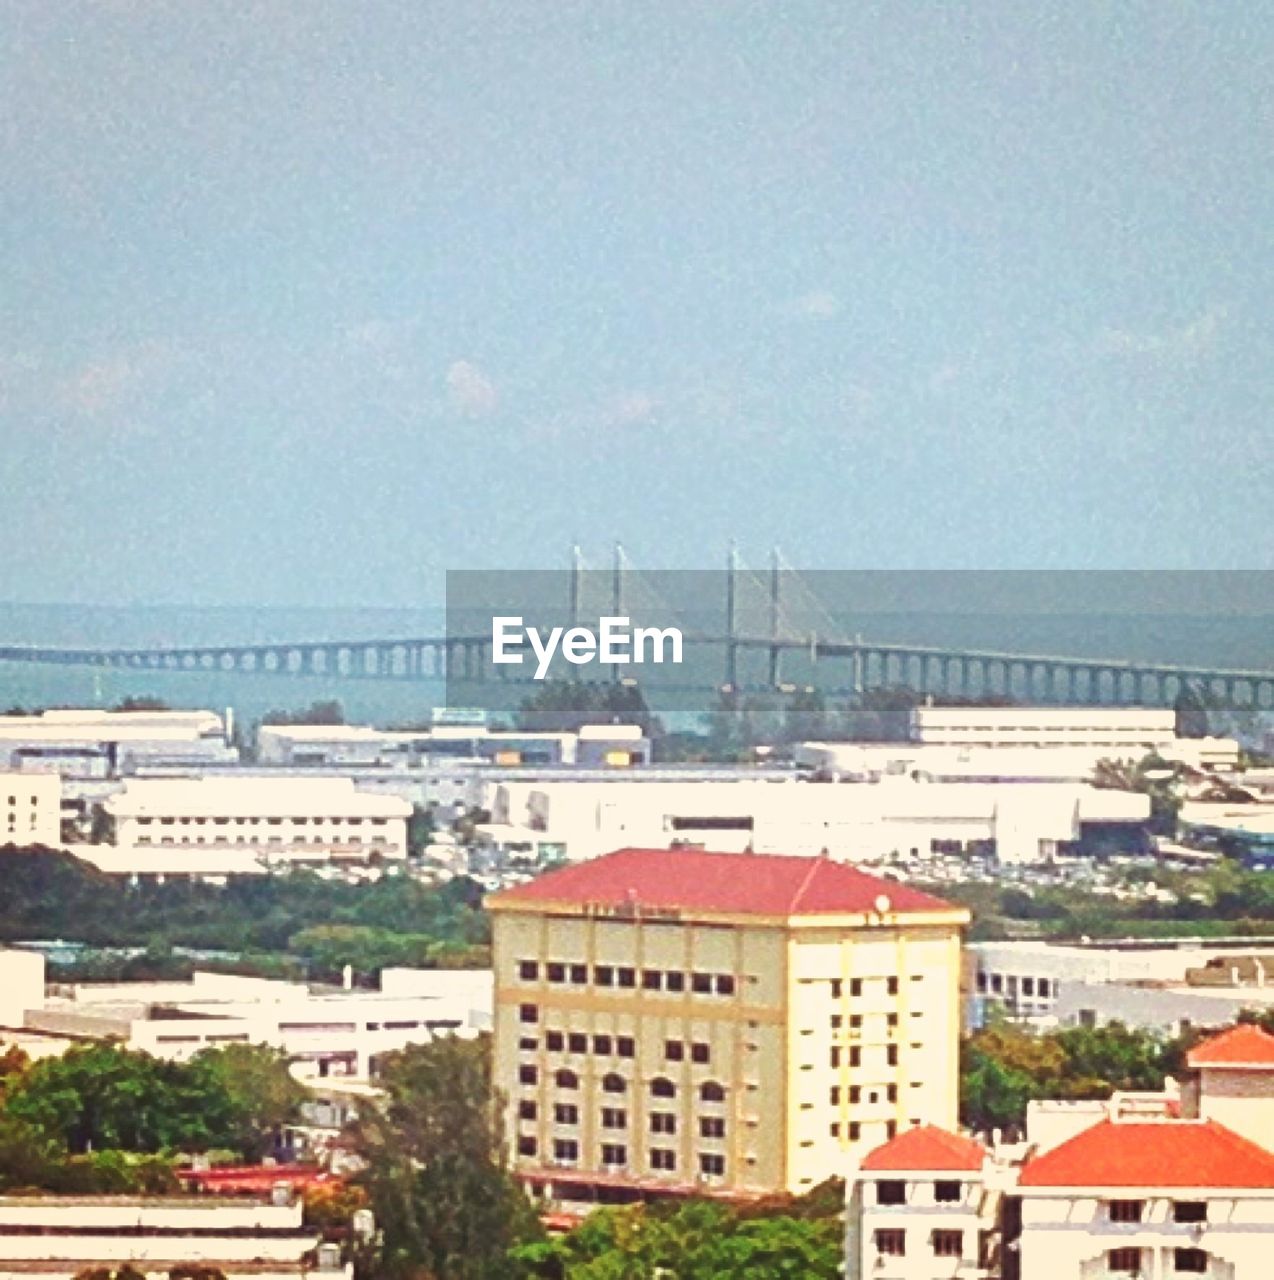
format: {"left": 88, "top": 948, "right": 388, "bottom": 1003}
{"left": 0, "top": 770, "right": 61, "bottom": 847}
{"left": 487, "top": 847, "right": 969, "bottom": 1209}
{"left": 1183, "top": 1023, "right": 1274, "bottom": 1149}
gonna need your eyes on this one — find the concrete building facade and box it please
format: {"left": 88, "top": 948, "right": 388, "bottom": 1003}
{"left": 487, "top": 847, "right": 969, "bottom": 1208}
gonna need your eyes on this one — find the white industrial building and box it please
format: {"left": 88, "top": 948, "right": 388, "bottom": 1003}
{"left": 257, "top": 721, "right": 650, "bottom": 768}
{"left": 0, "top": 1190, "right": 346, "bottom": 1279}
{"left": 25, "top": 968, "right": 493, "bottom": 1079}
{"left": 479, "top": 776, "right": 1151, "bottom": 866}
{"left": 0, "top": 707, "right": 237, "bottom": 777}
{"left": 0, "top": 770, "right": 61, "bottom": 847}
{"left": 81, "top": 775, "right": 412, "bottom": 877}
{"left": 971, "top": 941, "right": 1274, "bottom": 1036}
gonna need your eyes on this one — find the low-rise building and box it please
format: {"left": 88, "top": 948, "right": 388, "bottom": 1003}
{"left": 847, "top": 1125, "right": 1002, "bottom": 1280}
{"left": 0, "top": 1188, "right": 345, "bottom": 1279}
{"left": 83, "top": 775, "right": 411, "bottom": 877}
{"left": 1182, "top": 1023, "right": 1274, "bottom": 1147}
{"left": 0, "top": 770, "right": 61, "bottom": 847}
{"left": 1012, "top": 1117, "right": 1274, "bottom": 1279}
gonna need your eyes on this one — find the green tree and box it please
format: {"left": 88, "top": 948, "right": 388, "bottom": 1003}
{"left": 189, "top": 1044, "right": 306, "bottom": 1162}
{"left": 351, "top": 1035, "right": 541, "bottom": 1280}
{"left": 261, "top": 700, "right": 345, "bottom": 726}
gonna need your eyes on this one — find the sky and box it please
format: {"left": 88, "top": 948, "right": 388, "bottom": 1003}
{"left": 2, "top": 2, "right": 1271, "bottom": 606}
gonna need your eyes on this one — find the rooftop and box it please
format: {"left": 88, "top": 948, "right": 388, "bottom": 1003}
{"left": 1187, "top": 1022, "right": 1274, "bottom": 1069}
{"left": 861, "top": 1125, "right": 986, "bottom": 1173}
{"left": 487, "top": 847, "right": 962, "bottom": 919}
{"left": 1019, "top": 1119, "right": 1274, "bottom": 1190}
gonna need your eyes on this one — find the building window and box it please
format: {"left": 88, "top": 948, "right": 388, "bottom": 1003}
{"left": 518, "top": 1037, "right": 538, "bottom": 1052}
{"left": 568, "top": 1033, "right": 587, "bottom": 1054}
{"left": 519, "top": 1004, "right": 538, "bottom": 1024}
{"left": 699, "top": 1153, "right": 726, "bottom": 1176}
{"left": 691, "top": 1042, "right": 710, "bottom": 1065}
{"left": 555, "top": 1069, "right": 579, "bottom": 1090}
{"left": 553, "top": 1104, "right": 579, "bottom": 1125}
{"left": 1108, "top": 1200, "right": 1144, "bottom": 1224}
{"left": 830, "top": 1123, "right": 840, "bottom": 1138}
{"left": 874, "top": 1230, "right": 905, "bottom": 1258}
{"left": 887, "top": 1085, "right": 898, "bottom": 1102}
{"left": 518, "top": 1136, "right": 536, "bottom": 1156}
{"left": 934, "top": 1180, "right": 962, "bottom": 1203}
{"left": 518, "top": 1101, "right": 537, "bottom": 1120}
{"left": 518, "top": 960, "right": 539, "bottom": 981}
{"left": 1108, "top": 1249, "right": 1142, "bottom": 1275}
{"left": 617, "top": 1037, "right": 636, "bottom": 1058}
{"left": 552, "top": 1139, "right": 578, "bottom": 1164}
{"left": 594, "top": 1034, "right": 613, "bottom": 1055}
{"left": 547, "top": 963, "right": 566, "bottom": 983}
{"left": 701, "top": 1081, "right": 726, "bottom": 1103}
{"left": 700, "top": 1117, "right": 725, "bottom": 1139}
{"left": 546, "top": 1031, "right": 564, "bottom": 1051}
{"left": 887, "top": 1046, "right": 899, "bottom": 1066}
{"left": 601, "top": 1143, "right": 627, "bottom": 1166}
{"left": 850, "top": 1047, "right": 862, "bottom": 1068}
{"left": 1174, "top": 1249, "right": 1208, "bottom": 1274}
{"left": 932, "top": 1230, "right": 963, "bottom": 1258}
{"left": 887, "top": 977, "right": 899, "bottom": 995}
{"left": 716, "top": 975, "right": 735, "bottom": 996}
{"left": 666, "top": 971, "right": 686, "bottom": 992}
{"left": 849, "top": 1122, "right": 861, "bottom": 1141}
{"left": 876, "top": 1181, "right": 906, "bottom": 1206}
{"left": 831, "top": 979, "right": 843, "bottom": 999}
{"left": 617, "top": 967, "right": 636, "bottom": 988}
{"left": 595, "top": 965, "right": 614, "bottom": 986}
{"left": 850, "top": 1086, "right": 861, "bottom": 1103}
{"left": 651, "top": 1077, "right": 676, "bottom": 1099}
{"left": 643, "top": 969, "right": 663, "bottom": 991}
{"left": 651, "top": 1148, "right": 676, "bottom": 1172}
{"left": 601, "top": 1072, "right": 627, "bottom": 1094}
{"left": 830, "top": 1086, "right": 840, "bottom": 1105}
{"left": 665, "top": 1040, "right": 685, "bottom": 1062}
{"left": 651, "top": 1112, "right": 677, "bottom": 1135}
{"left": 831, "top": 1047, "right": 841, "bottom": 1068}
{"left": 692, "top": 972, "right": 713, "bottom": 994}
{"left": 850, "top": 978, "right": 863, "bottom": 997}
{"left": 1173, "top": 1201, "right": 1208, "bottom": 1224}
{"left": 569, "top": 963, "right": 587, "bottom": 984}
{"left": 518, "top": 1066, "right": 537, "bottom": 1085}
{"left": 601, "top": 1108, "right": 626, "bottom": 1129}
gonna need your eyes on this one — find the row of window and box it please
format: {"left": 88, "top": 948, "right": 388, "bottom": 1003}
{"left": 518, "top": 960, "right": 738, "bottom": 996}
{"left": 516, "top": 1066, "right": 724, "bottom": 1101}
{"left": 1108, "top": 1247, "right": 1208, "bottom": 1275}
{"left": 834, "top": 1120, "right": 899, "bottom": 1142}
{"left": 976, "top": 972, "right": 1054, "bottom": 998}
{"left": 874, "top": 1228, "right": 963, "bottom": 1259}
{"left": 134, "top": 815, "right": 390, "bottom": 826}
{"left": 833, "top": 1084, "right": 899, "bottom": 1107}
{"left": 520, "top": 1101, "right": 725, "bottom": 1139}
{"left": 522, "top": 1137, "right": 725, "bottom": 1176}
{"left": 831, "top": 1045, "right": 900, "bottom": 1068}
{"left": 830, "top": 977, "right": 905, "bottom": 998}
{"left": 1108, "top": 1199, "right": 1208, "bottom": 1225}
{"left": 875, "top": 1179, "right": 961, "bottom": 1205}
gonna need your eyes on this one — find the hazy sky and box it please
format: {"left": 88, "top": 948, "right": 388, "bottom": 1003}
{"left": 3, "top": 2, "right": 1271, "bottom": 605}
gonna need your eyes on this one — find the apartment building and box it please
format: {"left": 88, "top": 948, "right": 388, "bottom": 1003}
{"left": 846, "top": 1125, "right": 1002, "bottom": 1280}
{"left": 0, "top": 770, "right": 60, "bottom": 846}
{"left": 487, "top": 847, "right": 970, "bottom": 1208}
{"left": 1012, "top": 1118, "right": 1274, "bottom": 1279}
{"left": 88, "top": 775, "right": 411, "bottom": 876}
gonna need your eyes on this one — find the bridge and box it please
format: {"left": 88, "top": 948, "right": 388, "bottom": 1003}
{"left": 2, "top": 551, "right": 1272, "bottom": 709}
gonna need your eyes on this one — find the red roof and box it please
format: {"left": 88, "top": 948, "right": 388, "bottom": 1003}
{"left": 488, "top": 848, "right": 959, "bottom": 918}
{"left": 861, "top": 1125, "right": 986, "bottom": 1172}
{"left": 1187, "top": 1023, "right": 1274, "bottom": 1069}
{"left": 1020, "top": 1120, "right": 1274, "bottom": 1190}
{"left": 177, "top": 1165, "right": 336, "bottom": 1194}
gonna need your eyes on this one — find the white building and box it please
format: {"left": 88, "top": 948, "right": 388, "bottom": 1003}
{"left": 0, "top": 1190, "right": 343, "bottom": 1279}
{"left": 481, "top": 777, "right": 1150, "bottom": 865}
{"left": 26, "top": 968, "right": 492, "bottom": 1079}
{"left": 0, "top": 708, "right": 236, "bottom": 777}
{"left": 1014, "top": 1116, "right": 1274, "bottom": 1279}
{"left": 0, "top": 948, "right": 46, "bottom": 1029}
{"left": 971, "top": 941, "right": 1274, "bottom": 1036}
{"left": 912, "top": 707, "right": 1181, "bottom": 752}
{"left": 84, "top": 775, "right": 411, "bottom": 877}
{"left": 847, "top": 1125, "right": 1002, "bottom": 1280}
{"left": 0, "top": 770, "right": 61, "bottom": 846}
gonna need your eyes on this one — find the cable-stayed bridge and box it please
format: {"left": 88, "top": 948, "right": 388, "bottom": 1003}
{"left": 2, "top": 550, "right": 1272, "bottom": 709}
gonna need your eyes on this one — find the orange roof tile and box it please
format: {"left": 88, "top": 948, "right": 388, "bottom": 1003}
{"left": 1020, "top": 1120, "right": 1274, "bottom": 1189}
{"left": 861, "top": 1125, "right": 986, "bottom": 1172}
{"left": 1187, "top": 1023, "right": 1274, "bottom": 1069}
{"left": 487, "top": 847, "right": 960, "bottom": 918}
